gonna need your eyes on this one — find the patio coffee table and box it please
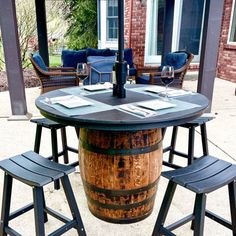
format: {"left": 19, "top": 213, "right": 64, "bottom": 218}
{"left": 35, "top": 84, "right": 209, "bottom": 224}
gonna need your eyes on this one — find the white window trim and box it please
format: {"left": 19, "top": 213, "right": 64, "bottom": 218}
{"left": 106, "top": 0, "right": 118, "bottom": 41}
{"left": 227, "top": 0, "right": 236, "bottom": 44}
{"left": 98, "top": 0, "right": 118, "bottom": 49}
{"left": 144, "top": 0, "right": 161, "bottom": 65}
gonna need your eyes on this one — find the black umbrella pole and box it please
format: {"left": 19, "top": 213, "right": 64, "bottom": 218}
{"left": 116, "top": 61, "right": 127, "bottom": 98}
{"left": 115, "top": 0, "right": 126, "bottom": 98}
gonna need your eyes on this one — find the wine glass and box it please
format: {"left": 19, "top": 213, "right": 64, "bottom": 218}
{"left": 76, "top": 63, "right": 88, "bottom": 85}
{"left": 161, "top": 65, "right": 174, "bottom": 100}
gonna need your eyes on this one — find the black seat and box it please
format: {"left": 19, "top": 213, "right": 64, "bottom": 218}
{"left": 163, "top": 114, "right": 215, "bottom": 169}
{"left": 31, "top": 118, "right": 79, "bottom": 189}
{"left": 0, "top": 151, "right": 86, "bottom": 236}
{"left": 152, "top": 155, "right": 236, "bottom": 236}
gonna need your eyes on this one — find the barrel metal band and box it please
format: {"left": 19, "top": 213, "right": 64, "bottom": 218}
{"left": 83, "top": 177, "right": 159, "bottom": 197}
{"left": 87, "top": 192, "right": 157, "bottom": 210}
{"left": 90, "top": 209, "right": 153, "bottom": 224}
{"left": 80, "top": 140, "right": 162, "bottom": 156}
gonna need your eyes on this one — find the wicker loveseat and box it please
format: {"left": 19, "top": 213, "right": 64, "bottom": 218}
{"left": 61, "top": 48, "right": 137, "bottom": 85}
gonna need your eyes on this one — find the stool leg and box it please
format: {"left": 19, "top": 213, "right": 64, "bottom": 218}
{"left": 61, "top": 175, "right": 86, "bottom": 236}
{"left": 34, "top": 125, "right": 42, "bottom": 153}
{"left": 51, "top": 128, "right": 60, "bottom": 189}
{"left": 188, "top": 126, "right": 195, "bottom": 165}
{"left": 228, "top": 181, "right": 236, "bottom": 235}
{"left": 161, "top": 127, "right": 167, "bottom": 138}
{"left": 200, "top": 124, "right": 209, "bottom": 156}
{"left": 33, "top": 187, "right": 45, "bottom": 236}
{"left": 42, "top": 191, "right": 48, "bottom": 223}
{"left": 168, "top": 126, "right": 178, "bottom": 164}
{"left": 152, "top": 181, "right": 177, "bottom": 236}
{"left": 193, "top": 193, "right": 206, "bottom": 236}
{"left": 0, "top": 173, "right": 13, "bottom": 236}
{"left": 61, "top": 127, "right": 69, "bottom": 164}
{"left": 75, "top": 127, "right": 80, "bottom": 139}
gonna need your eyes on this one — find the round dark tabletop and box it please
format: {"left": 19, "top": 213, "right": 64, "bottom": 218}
{"left": 35, "top": 84, "right": 209, "bottom": 131}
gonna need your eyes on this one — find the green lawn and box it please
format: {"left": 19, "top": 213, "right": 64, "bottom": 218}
{"left": 49, "top": 54, "right": 62, "bottom": 66}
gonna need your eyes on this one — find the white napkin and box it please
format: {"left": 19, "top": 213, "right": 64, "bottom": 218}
{"left": 45, "top": 95, "right": 92, "bottom": 108}
{"left": 119, "top": 104, "right": 156, "bottom": 117}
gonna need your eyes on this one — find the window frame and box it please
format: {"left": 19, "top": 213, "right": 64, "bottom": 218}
{"left": 228, "top": 0, "right": 236, "bottom": 44}
{"left": 106, "top": 0, "right": 118, "bottom": 41}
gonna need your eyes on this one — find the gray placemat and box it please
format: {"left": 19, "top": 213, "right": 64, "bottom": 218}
{"left": 40, "top": 96, "right": 113, "bottom": 116}
{"left": 60, "top": 86, "right": 112, "bottom": 96}
{"left": 115, "top": 99, "right": 201, "bottom": 118}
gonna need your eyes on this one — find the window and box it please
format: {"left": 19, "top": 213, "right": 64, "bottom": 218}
{"left": 229, "top": 0, "right": 236, "bottom": 43}
{"left": 107, "top": 0, "right": 118, "bottom": 40}
{"left": 145, "top": 0, "right": 165, "bottom": 64}
{"left": 178, "top": 0, "right": 205, "bottom": 55}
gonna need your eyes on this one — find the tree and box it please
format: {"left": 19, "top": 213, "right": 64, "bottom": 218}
{"left": 64, "top": 0, "right": 97, "bottom": 50}
{"left": 0, "top": 0, "right": 67, "bottom": 71}
{"left": 16, "top": 0, "right": 37, "bottom": 68}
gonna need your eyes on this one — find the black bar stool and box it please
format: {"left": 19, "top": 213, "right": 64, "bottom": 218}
{"left": 163, "top": 114, "right": 215, "bottom": 169}
{"left": 31, "top": 118, "right": 79, "bottom": 189}
{"left": 0, "top": 151, "right": 86, "bottom": 236}
{"left": 152, "top": 155, "right": 236, "bottom": 236}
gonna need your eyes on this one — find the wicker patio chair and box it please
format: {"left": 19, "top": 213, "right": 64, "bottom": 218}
{"left": 29, "top": 53, "right": 79, "bottom": 94}
{"left": 136, "top": 51, "right": 194, "bottom": 88}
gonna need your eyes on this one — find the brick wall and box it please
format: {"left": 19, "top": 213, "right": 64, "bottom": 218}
{"left": 125, "top": 0, "right": 147, "bottom": 68}
{"left": 217, "top": 0, "right": 236, "bottom": 83}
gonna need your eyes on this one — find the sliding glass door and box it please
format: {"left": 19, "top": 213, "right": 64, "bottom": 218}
{"left": 177, "top": 0, "right": 205, "bottom": 61}
{"left": 145, "top": 0, "right": 205, "bottom": 64}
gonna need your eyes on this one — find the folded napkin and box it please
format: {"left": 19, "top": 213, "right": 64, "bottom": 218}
{"left": 45, "top": 95, "right": 92, "bottom": 108}
{"left": 119, "top": 104, "right": 157, "bottom": 118}
{"left": 83, "top": 82, "right": 113, "bottom": 91}
{"left": 145, "top": 86, "right": 192, "bottom": 97}
{"left": 158, "top": 90, "right": 193, "bottom": 98}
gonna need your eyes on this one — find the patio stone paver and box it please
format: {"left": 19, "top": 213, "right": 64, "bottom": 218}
{"left": 0, "top": 76, "right": 235, "bottom": 235}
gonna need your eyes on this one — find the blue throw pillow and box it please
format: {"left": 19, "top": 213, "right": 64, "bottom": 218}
{"left": 32, "top": 54, "right": 48, "bottom": 71}
{"left": 160, "top": 52, "right": 188, "bottom": 70}
{"left": 62, "top": 49, "right": 87, "bottom": 68}
{"left": 87, "top": 55, "right": 116, "bottom": 63}
{"left": 124, "top": 48, "right": 133, "bottom": 66}
{"left": 86, "top": 48, "right": 114, "bottom": 57}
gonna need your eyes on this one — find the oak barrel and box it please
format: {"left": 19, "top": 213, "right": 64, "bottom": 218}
{"left": 79, "top": 128, "right": 163, "bottom": 223}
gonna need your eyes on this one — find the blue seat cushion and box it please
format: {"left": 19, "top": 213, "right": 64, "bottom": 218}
{"left": 62, "top": 49, "right": 87, "bottom": 68}
{"left": 124, "top": 48, "right": 133, "bottom": 66}
{"left": 33, "top": 54, "right": 48, "bottom": 71}
{"left": 110, "top": 48, "right": 134, "bottom": 66}
{"left": 160, "top": 52, "right": 188, "bottom": 71}
{"left": 136, "top": 75, "right": 182, "bottom": 87}
{"left": 136, "top": 75, "right": 150, "bottom": 84}
{"left": 86, "top": 48, "right": 114, "bottom": 57}
{"left": 128, "top": 67, "right": 137, "bottom": 76}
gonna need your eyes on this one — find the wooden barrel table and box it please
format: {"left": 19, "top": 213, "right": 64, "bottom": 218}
{"left": 79, "top": 128, "right": 163, "bottom": 223}
{"left": 36, "top": 85, "right": 209, "bottom": 225}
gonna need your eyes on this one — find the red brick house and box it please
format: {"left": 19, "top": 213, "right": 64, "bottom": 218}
{"left": 217, "top": 0, "right": 236, "bottom": 83}
{"left": 98, "top": 0, "right": 236, "bottom": 83}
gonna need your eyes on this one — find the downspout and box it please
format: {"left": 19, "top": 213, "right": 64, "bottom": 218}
{"left": 128, "top": 0, "right": 134, "bottom": 48}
